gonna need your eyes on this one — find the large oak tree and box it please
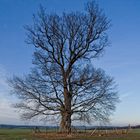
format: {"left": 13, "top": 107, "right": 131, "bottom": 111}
{"left": 9, "top": 1, "right": 119, "bottom": 133}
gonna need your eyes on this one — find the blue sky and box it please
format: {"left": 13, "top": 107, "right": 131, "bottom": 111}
{"left": 0, "top": 0, "right": 140, "bottom": 126}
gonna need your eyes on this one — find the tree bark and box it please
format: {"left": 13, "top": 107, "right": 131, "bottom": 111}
{"left": 60, "top": 111, "right": 71, "bottom": 133}
{"left": 59, "top": 72, "right": 72, "bottom": 133}
{"left": 60, "top": 79, "right": 72, "bottom": 133}
{"left": 60, "top": 96, "right": 72, "bottom": 133}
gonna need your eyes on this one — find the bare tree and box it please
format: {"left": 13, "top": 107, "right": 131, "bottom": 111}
{"left": 9, "top": 1, "right": 119, "bottom": 133}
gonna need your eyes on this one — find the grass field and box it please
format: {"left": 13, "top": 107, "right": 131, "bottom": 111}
{"left": 0, "top": 128, "right": 140, "bottom": 140}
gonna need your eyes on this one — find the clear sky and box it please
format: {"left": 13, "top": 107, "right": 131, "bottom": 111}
{"left": 0, "top": 0, "right": 140, "bottom": 126}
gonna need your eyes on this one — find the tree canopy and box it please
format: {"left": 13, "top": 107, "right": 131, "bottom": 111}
{"left": 9, "top": 1, "right": 119, "bottom": 133}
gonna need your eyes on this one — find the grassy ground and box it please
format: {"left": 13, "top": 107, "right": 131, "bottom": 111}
{"left": 0, "top": 128, "right": 140, "bottom": 140}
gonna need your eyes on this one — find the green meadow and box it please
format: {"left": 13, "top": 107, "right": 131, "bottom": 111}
{"left": 0, "top": 128, "right": 140, "bottom": 140}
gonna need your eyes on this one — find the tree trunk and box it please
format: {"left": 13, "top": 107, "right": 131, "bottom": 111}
{"left": 60, "top": 73, "right": 72, "bottom": 133}
{"left": 60, "top": 111, "right": 71, "bottom": 133}
{"left": 60, "top": 94, "right": 72, "bottom": 133}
